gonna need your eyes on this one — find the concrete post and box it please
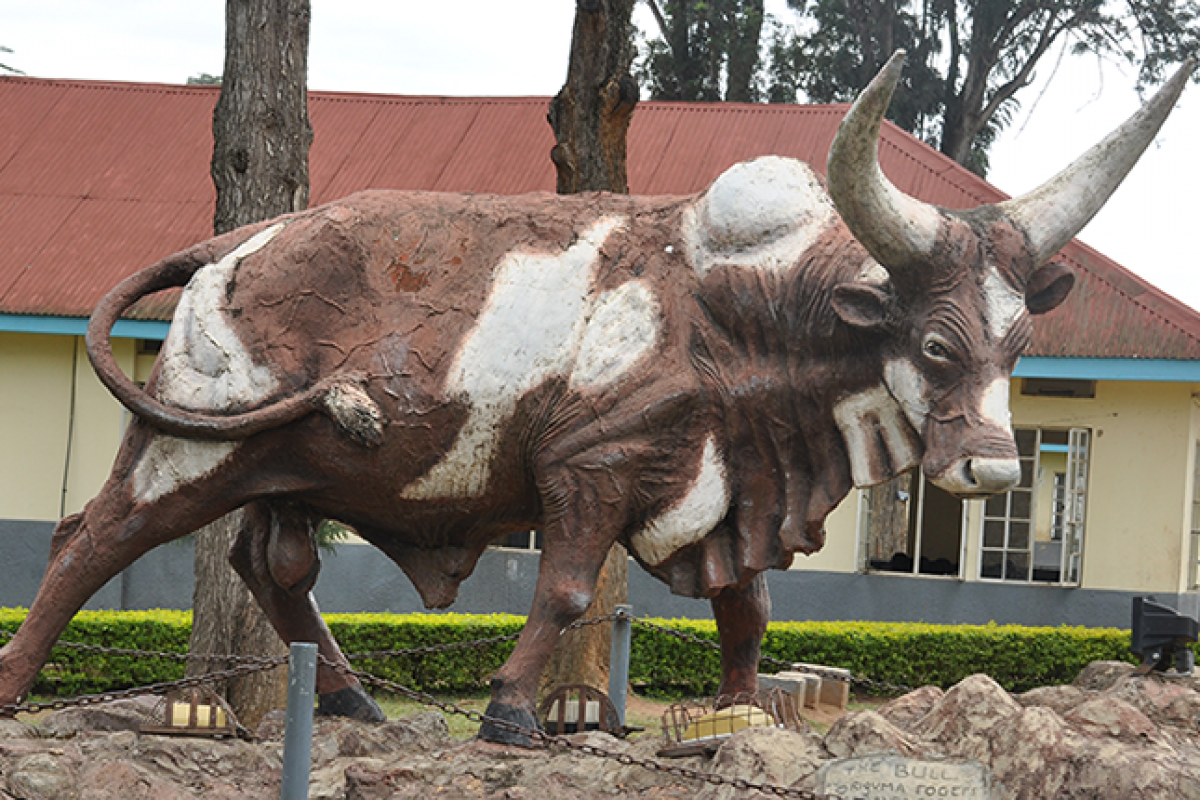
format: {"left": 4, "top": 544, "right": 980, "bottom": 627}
{"left": 608, "top": 604, "right": 632, "bottom": 726}
{"left": 280, "top": 642, "right": 318, "bottom": 800}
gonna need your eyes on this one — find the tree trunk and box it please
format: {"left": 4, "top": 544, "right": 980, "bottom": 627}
{"left": 188, "top": 0, "right": 313, "bottom": 731}
{"left": 725, "top": 0, "right": 764, "bottom": 102}
{"left": 543, "top": 0, "right": 638, "bottom": 695}
{"left": 548, "top": 0, "right": 639, "bottom": 194}
{"left": 210, "top": 0, "right": 312, "bottom": 233}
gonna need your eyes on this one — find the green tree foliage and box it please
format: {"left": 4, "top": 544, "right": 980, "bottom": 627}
{"left": 186, "top": 73, "right": 222, "bottom": 85}
{"left": 639, "top": 0, "right": 766, "bottom": 101}
{"left": 768, "top": 0, "right": 1200, "bottom": 175}
{"left": 639, "top": 0, "right": 1199, "bottom": 176}
{"left": 1, "top": 45, "right": 24, "bottom": 75}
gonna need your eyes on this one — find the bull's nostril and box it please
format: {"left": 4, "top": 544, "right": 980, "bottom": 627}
{"left": 961, "top": 460, "right": 979, "bottom": 488}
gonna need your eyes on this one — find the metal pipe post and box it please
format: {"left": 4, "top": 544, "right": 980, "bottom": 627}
{"left": 280, "top": 642, "right": 318, "bottom": 800}
{"left": 608, "top": 604, "right": 632, "bottom": 726}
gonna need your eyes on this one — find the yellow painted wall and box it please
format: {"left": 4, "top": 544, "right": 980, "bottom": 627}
{"left": 0, "top": 332, "right": 136, "bottom": 522}
{"left": 1016, "top": 381, "right": 1195, "bottom": 593}
{"left": 794, "top": 379, "right": 1200, "bottom": 595}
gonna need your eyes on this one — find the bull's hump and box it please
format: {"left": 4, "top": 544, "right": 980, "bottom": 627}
{"left": 401, "top": 215, "right": 662, "bottom": 501}
{"left": 683, "top": 156, "right": 836, "bottom": 277}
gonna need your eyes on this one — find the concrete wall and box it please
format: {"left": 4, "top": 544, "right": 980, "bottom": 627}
{"left": 1, "top": 520, "right": 1186, "bottom": 630}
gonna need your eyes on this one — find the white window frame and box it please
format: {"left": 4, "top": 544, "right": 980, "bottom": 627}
{"left": 857, "top": 470, "right": 967, "bottom": 579}
{"left": 977, "top": 427, "right": 1089, "bottom": 586}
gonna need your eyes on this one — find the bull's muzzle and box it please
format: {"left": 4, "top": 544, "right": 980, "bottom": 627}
{"left": 931, "top": 456, "right": 1021, "bottom": 497}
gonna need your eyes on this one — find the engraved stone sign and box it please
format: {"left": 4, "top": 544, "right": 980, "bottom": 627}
{"left": 814, "top": 755, "right": 999, "bottom": 799}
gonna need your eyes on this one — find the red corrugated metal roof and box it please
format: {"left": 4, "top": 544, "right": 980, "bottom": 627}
{"left": 1, "top": 76, "right": 1197, "bottom": 359}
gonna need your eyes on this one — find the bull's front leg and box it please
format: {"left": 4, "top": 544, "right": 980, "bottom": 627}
{"left": 711, "top": 571, "right": 771, "bottom": 699}
{"left": 479, "top": 484, "right": 620, "bottom": 745}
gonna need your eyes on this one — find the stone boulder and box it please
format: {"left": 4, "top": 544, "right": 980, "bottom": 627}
{"left": 6, "top": 663, "right": 1200, "bottom": 798}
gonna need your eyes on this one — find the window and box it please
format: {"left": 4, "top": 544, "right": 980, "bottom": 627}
{"left": 980, "top": 428, "right": 1089, "bottom": 584}
{"left": 491, "top": 530, "right": 543, "bottom": 551}
{"left": 860, "top": 470, "right": 965, "bottom": 577}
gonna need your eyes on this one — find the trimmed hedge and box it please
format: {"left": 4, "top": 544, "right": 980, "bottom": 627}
{"left": 0, "top": 608, "right": 1137, "bottom": 699}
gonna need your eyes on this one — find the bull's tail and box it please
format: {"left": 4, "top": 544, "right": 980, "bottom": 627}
{"left": 86, "top": 226, "right": 385, "bottom": 445}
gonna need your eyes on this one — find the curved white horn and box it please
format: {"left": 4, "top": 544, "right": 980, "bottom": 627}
{"left": 1000, "top": 58, "right": 1195, "bottom": 264}
{"left": 826, "top": 50, "right": 943, "bottom": 270}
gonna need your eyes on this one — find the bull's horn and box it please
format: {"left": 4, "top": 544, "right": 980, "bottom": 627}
{"left": 827, "top": 50, "right": 943, "bottom": 271}
{"left": 1000, "top": 58, "right": 1195, "bottom": 265}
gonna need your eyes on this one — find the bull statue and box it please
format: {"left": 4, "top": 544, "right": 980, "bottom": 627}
{"left": 0, "top": 53, "right": 1192, "bottom": 742}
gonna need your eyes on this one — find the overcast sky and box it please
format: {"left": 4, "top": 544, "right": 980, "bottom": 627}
{"left": 6, "top": 0, "right": 1198, "bottom": 310}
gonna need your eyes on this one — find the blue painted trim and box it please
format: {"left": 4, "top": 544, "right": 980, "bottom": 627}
{"left": 1040, "top": 443, "right": 1070, "bottom": 453}
{"left": 0, "top": 314, "right": 169, "bottom": 340}
{"left": 1014, "top": 357, "right": 1200, "bottom": 383}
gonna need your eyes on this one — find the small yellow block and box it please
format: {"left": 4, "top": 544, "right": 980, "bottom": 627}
{"left": 681, "top": 705, "right": 775, "bottom": 742}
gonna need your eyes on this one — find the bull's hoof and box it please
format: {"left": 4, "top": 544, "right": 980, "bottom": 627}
{"left": 478, "top": 700, "right": 541, "bottom": 747}
{"left": 316, "top": 685, "right": 386, "bottom": 722}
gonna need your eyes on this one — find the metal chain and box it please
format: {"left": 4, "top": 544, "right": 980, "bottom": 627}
{"left": 0, "top": 613, "right": 914, "bottom": 796}
{"left": 323, "top": 656, "right": 847, "bottom": 800}
{"left": 0, "top": 655, "right": 286, "bottom": 719}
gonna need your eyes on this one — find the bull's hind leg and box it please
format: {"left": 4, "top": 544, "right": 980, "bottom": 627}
{"left": 0, "top": 423, "right": 261, "bottom": 708}
{"left": 711, "top": 572, "right": 771, "bottom": 699}
{"left": 228, "top": 501, "right": 384, "bottom": 722}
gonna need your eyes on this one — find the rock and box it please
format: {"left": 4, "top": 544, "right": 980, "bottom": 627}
{"left": 7, "top": 751, "right": 76, "bottom": 799}
{"left": 694, "top": 726, "right": 826, "bottom": 800}
{"left": 345, "top": 761, "right": 427, "bottom": 800}
{"left": 1016, "top": 684, "right": 1092, "bottom": 716}
{"left": 876, "top": 685, "right": 943, "bottom": 731}
{"left": 255, "top": 708, "right": 286, "bottom": 740}
{"left": 915, "top": 674, "right": 1021, "bottom": 759}
{"left": 986, "top": 705, "right": 1076, "bottom": 798}
{"left": 1107, "top": 673, "right": 1200, "bottom": 734}
{"left": 1072, "top": 660, "right": 1136, "bottom": 691}
{"left": 824, "top": 710, "right": 921, "bottom": 760}
{"left": 0, "top": 719, "right": 37, "bottom": 740}
{"left": 38, "top": 697, "right": 157, "bottom": 738}
{"left": 1062, "top": 696, "right": 1164, "bottom": 745}
{"left": 78, "top": 759, "right": 194, "bottom": 800}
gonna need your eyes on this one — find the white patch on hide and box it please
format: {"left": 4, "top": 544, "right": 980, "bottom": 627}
{"left": 570, "top": 281, "right": 659, "bottom": 390}
{"left": 133, "top": 437, "right": 238, "bottom": 505}
{"left": 631, "top": 436, "right": 730, "bottom": 566}
{"left": 683, "top": 157, "right": 836, "bottom": 278}
{"left": 883, "top": 359, "right": 930, "bottom": 430}
{"left": 156, "top": 223, "right": 284, "bottom": 412}
{"left": 980, "top": 377, "right": 1013, "bottom": 430}
{"left": 402, "top": 217, "right": 625, "bottom": 500}
{"left": 133, "top": 223, "right": 286, "bottom": 505}
{"left": 983, "top": 266, "right": 1026, "bottom": 341}
{"left": 832, "top": 385, "right": 922, "bottom": 487}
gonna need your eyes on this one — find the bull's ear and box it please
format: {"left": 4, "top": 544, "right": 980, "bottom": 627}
{"left": 1025, "top": 261, "right": 1075, "bottom": 315}
{"left": 832, "top": 283, "right": 891, "bottom": 330}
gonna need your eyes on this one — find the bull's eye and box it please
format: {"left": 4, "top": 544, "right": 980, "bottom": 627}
{"left": 922, "top": 336, "right": 953, "bottom": 362}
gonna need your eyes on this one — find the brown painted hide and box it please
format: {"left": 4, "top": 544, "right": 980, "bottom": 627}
{"left": 164, "top": 178, "right": 880, "bottom": 604}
